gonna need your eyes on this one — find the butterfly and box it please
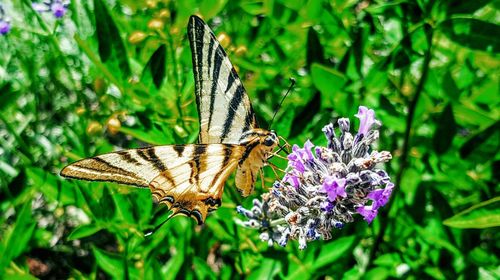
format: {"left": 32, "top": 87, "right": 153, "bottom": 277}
{"left": 61, "top": 15, "right": 280, "bottom": 225}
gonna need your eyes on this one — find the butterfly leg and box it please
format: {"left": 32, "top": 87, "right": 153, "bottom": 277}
{"left": 259, "top": 169, "right": 266, "bottom": 190}
{"left": 268, "top": 151, "right": 288, "bottom": 160}
{"left": 266, "top": 162, "right": 285, "bottom": 181}
{"left": 278, "top": 136, "right": 291, "bottom": 153}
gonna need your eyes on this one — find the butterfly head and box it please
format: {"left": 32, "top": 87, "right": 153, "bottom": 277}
{"left": 239, "top": 129, "right": 279, "bottom": 153}
{"left": 263, "top": 130, "right": 279, "bottom": 147}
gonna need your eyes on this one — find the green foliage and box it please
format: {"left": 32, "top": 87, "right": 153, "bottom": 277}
{"left": 0, "top": 0, "right": 498, "bottom": 279}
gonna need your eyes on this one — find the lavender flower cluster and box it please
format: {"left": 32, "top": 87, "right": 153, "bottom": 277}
{"left": 237, "top": 106, "right": 394, "bottom": 249}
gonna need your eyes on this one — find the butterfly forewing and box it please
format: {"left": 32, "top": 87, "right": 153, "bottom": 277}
{"left": 188, "top": 16, "right": 258, "bottom": 144}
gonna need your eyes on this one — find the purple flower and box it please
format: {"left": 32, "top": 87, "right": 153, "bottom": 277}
{"left": 292, "top": 140, "right": 315, "bottom": 161}
{"left": 0, "top": 20, "right": 9, "bottom": 35}
{"left": 33, "top": 0, "right": 69, "bottom": 19}
{"left": 368, "top": 182, "right": 394, "bottom": 209}
{"left": 322, "top": 176, "right": 347, "bottom": 201}
{"left": 287, "top": 152, "right": 305, "bottom": 173}
{"left": 357, "top": 205, "right": 378, "bottom": 223}
{"left": 321, "top": 201, "right": 335, "bottom": 212}
{"left": 0, "top": 5, "right": 10, "bottom": 36}
{"left": 287, "top": 140, "right": 315, "bottom": 173}
{"left": 355, "top": 106, "right": 377, "bottom": 136}
{"left": 237, "top": 106, "right": 394, "bottom": 249}
{"left": 283, "top": 173, "right": 300, "bottom": 188}
{"left": 51, "top": 2, "right": 67, "bottom": 18}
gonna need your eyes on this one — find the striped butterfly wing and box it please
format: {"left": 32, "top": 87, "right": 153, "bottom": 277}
{"left": 188, "top": 15, "right": 258, "bottom": 144}
{"left": 60, "top": 144, "right": 245, "bottom": 224}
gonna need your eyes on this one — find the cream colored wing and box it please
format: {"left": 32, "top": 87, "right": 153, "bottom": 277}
{"left": 188, "top": 15, "right": 258, "bottom": 144}
{"left": 60, "top": 144, "right": 245, "bottom": 224}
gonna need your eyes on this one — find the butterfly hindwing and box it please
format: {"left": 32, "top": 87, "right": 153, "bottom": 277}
{"left": 61, "top": 144, "right": 245, "bottom": 224}
{"left": 188, "top": 15, "right": 258, "bottom": 144}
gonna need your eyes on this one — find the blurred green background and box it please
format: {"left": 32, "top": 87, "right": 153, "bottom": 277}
{"left": 1, "top": 0, "right": 499, "bottom": 279}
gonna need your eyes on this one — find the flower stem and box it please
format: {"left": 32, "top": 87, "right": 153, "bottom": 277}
{"left": 367, "top": 23, "right": 434, "bottom": 268}
{"left": 270, "top": 218, "right": 287, "bottom": 227}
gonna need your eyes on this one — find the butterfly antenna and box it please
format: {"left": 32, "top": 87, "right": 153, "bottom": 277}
{"left": 268, "top": 78, "right": 296, "bottom": 130}
{"left": 144, "top": 215, "right": 174, "bottom": 237}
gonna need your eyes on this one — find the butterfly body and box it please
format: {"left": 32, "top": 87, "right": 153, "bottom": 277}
{"left": 61, "top": 16, "right": 279, "bottom": 224}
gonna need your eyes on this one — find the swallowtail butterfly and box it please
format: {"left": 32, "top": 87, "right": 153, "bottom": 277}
{"left": 61, "top": 15, "right": 280, "bottom": 225}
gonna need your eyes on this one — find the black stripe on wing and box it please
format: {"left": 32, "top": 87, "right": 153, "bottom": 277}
{"left": 221, "top": 84, "right": 245, "bottom": 141}
{"left": 187, "top": 15, "right": 258, "bottom": 144}
{"left": 136, "top": 147, "right": 167, "bottom": 172}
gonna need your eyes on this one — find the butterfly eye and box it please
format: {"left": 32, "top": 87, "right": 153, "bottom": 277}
{"left": 264, "top": 136, "right": 275, "bottom": 146}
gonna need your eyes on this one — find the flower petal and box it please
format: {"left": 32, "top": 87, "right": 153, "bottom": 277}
{"left": 355, "top": 106, "right": 376, "bottom": 136}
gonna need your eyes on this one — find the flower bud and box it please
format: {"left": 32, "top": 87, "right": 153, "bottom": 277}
{"left": 217, "top": 32, "right": 231, "bottom": 49}
{"left": 106, "top": 117, "right": 121, "bottom": 135}
{"left": 158, "top": 9, "right": 170, "bottom": 19}
{"left": 128, "top": 31, "right": 148, "bottom": 44}
{"left": 235, "top": 45, "right": 248, "bottom": 56}
{"left": 147, "top": 19, "right": 164, "bottom": 31}
{"left": 86, "top": 121, "right": 102, "bottom": 135}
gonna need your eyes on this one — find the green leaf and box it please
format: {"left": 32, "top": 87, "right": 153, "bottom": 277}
{"left": 200, "top": 0, "right": 228, "bottom": 19}
{"left": 3, "top": 270, "right": 38, "bottom": 280}
{"left": 439, "top": 18, "right": 500, "bottom": 53}
{"left": 92, "top": 247, "right": 124, "bottom": 280}
{"left": 192, "top": 257, "right": 217, "bottom": 280}
{"left": 25, "top": 167, "right": 75, "bottom": 205}
{"left": 460, "top": 120, "right": 500, "bottom": 158}
{"left": 432, "top": 103, "right": 457, "bottom": 154}
{"left": 306, "top": 28, "right": 324, "bottom": 69}
{"left": 0, "top": 202, "right": 36, "bottom": 275}
{"left": 118, "top": 126, "right": 170, "bottom": 145}
{"left": 0, "top": 83, "right": 20, "bottom": 111}
{"left": 446, "top": 0, "right": 492, "bottom": 15}
{"left": 312, "top": 236, "right": 356, "bottom": 269}
{"left": 248, "top": 258, "right": 281, "bottom": 280}
{"left": 441, "top": 71, "right": 460, "bottom": 100}
{"left": 93, "top": 0, "right": 131, "bottom": 78}
{"left": 311, "top": 63, "right": 347, "bottom": 99}
{"left": 67, "top": 224, "right": 102, "bottom": 241}
{"left": 363, "top": 267, "right": 390, "bottom": 280}
{"left": 99, "top": 186, "right": 116, "bottom": 221}
{"left": 160, "top": 248, "right": 184, "bottom": 280}
{"left": 275, "top": 108, "right": 294, "bottom": 139}
{"left": 443, "top": 196, "right": 500, "bottom": 228}
{"left": 289, "top": 91, "right": 320, "bottom": 138}
{"left": 469, "top": 246, "right": 499, "bottom": 266}
{"left": 141, "top": 45, "right": 167, "bottom": 90}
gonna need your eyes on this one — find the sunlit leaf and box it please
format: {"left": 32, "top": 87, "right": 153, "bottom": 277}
{"left": 443, "top": 196, "right": 500, "bottom": 229}
{"left": 68, "top": 224, "right": 102, "bottom": 240}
